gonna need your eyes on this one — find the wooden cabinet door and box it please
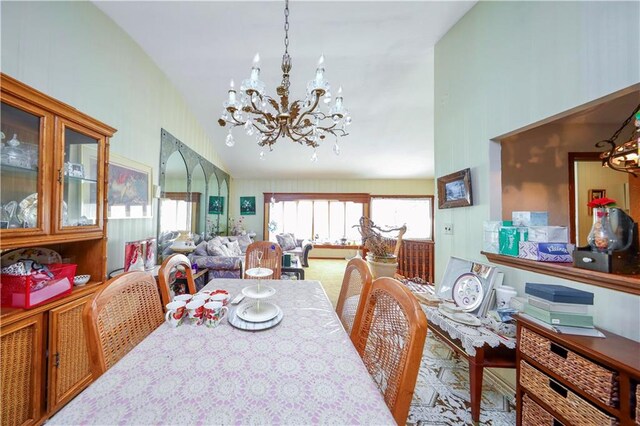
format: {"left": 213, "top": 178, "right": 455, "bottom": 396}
{"left": 0, "top": 315, "right": 44, "bottom": 426}
{"left": 47, "top": 296, "right": 92, "bottom": 414}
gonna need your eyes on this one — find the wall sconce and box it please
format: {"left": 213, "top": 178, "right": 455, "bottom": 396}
{"left": 597, "top": 104, "right": 640, "bottom": 177}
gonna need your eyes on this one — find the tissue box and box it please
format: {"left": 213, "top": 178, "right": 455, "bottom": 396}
{"left": 512, "top": 211, "right": 548, "bottom": 227}
{"left": 527, "top": 226, "right": 569, "bottom": 243}
{"left": 518, "top": 242, "right": 574, "bottom": 262}
{"left": 499, "top": 226, "right": 528, "bottom": 256}
{"left": 483, "top": 221, "right": 502, "bottom": 253}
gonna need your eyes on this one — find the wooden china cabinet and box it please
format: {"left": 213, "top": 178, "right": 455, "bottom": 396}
{"left": 0, "top": 73, "right": 116, "bottom": 425}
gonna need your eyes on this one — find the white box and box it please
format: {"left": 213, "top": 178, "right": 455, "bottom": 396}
{"left": 527, "top": 226, "right": 569, "bottom": 243}
{"left": 483, "top": 221, "right": 502, "bottom": 253}
{"left": 512, "top": 211, "right": 548, "bottom": 227}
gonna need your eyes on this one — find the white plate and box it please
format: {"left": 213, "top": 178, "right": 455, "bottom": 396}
{"left": 228, "top": 304, "right": 283, "bottom": 331}
{"left": 242, "top": 285, "right": 276, "bottom": 299}
{"left": 1, "top": 247, "right": 62, "bottom": 266}
{"left": 236, "top": 301, "right": 279, "bottom": 323}
{"left": 244, "top": 267, "right": 274, "bottom": 278}
{"left": 17, "top": 193, "right": 68, "bottom": 228}
{"left": 452, "top": 273, "right": 484, "bottom": 312}
{"left": 438, "top": 307, "right": 482, "bottom": 326}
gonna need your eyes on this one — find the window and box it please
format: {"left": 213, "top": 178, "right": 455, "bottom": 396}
{"left": 265, "top": 193, "right": 368, "bottom": 244}
{"left": 370, "top": 196, "right": 433, "bottom": 239}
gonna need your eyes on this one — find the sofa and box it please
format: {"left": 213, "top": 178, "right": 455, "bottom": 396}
{"left": 189, "top": 234, "right": 253, "bottom": 281}
{"left": 276, "top": 233, "right": 313, "bottom": 267}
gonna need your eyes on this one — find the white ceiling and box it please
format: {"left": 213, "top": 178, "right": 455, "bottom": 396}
{"left": 95, "top": 1, "right": 475, "bottom": 179}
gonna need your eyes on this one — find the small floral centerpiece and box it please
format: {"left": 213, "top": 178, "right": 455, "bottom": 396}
{"left": 587, "top": 197, "right": 616, "bottom": 209}
{"left": 587, "top": 197, "right": 617, "bottom": 251}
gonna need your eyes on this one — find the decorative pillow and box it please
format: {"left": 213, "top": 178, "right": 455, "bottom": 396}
{"left": 226, "top": 240, "right": 242, "bottom": 256}
{"left": 237, "top": 234, "right": 252, "bottom": 253}
{"left": 278, "top": 233, "right": 297, "bottom": 251}
{"left": 217, "top": 244, "right": 232, "bottom": 257}
{"left": 194, "top": 241, "right": 209, "bottom": 256}
{"left": 208, "top": 245, "right": 227, "bottom": 257}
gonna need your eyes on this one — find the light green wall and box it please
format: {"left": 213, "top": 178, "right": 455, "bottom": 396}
{"left": 1, "top": 1, "right": 227, "bottom": 273}
{"left": 435, "top": 1, "right": 639, "bottom": 340}
{"left": 231, "top": 179, "right": 434, "bottom": 240}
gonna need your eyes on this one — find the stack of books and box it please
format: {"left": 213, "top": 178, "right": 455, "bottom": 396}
{"left": 523, "top": 283, "right": 596, "bottom": 334}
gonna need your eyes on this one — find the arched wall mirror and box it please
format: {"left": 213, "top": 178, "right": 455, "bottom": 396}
{"left": 219, "top": 179, "right": 229, "bottom": 235}
{"left": 158, "top": 129, "right": 230, "bottom": 260}
{"left": 207, "top": 172, "right": 220, "bottom": 235}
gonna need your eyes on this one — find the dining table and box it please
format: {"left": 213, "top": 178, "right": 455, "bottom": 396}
{"left": 48, "top": 278, "right": 395, "bottom": 425}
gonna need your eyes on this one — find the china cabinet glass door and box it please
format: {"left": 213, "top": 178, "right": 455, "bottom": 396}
{"left": 56, "top": 119, "right": 104, "bottom": 232}
{"left": 0, "top": 99, "right": 50, "bottom": 234}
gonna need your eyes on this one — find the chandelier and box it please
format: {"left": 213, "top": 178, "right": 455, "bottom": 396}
{"left": 218, "top": 0, "right": 350, "bottom": 161}
{"left": 597, "top": 104, "right": 639, "bottom": 177}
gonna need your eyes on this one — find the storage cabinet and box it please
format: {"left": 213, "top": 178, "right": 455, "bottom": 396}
{"left": 0, "top": 73, "right": 115, "bottom": 425}
{"left": 516, "top": 314, "right": 640, "bottom": 426}
{"left": 47, "top": 295, "right": 92, "bottom": 413}
{"left": 0, "top": 315, "right": 44, "bottom": 426}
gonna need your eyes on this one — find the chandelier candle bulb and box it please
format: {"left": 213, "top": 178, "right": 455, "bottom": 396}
{"left": 250, "top": 53, "right": 261, "bottom": 81}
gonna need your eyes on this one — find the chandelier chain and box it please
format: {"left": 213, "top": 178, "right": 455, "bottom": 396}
{"left": 603, "top": 103, "right": 640, "bottom": 143}
{"left": 283, "top": 0, "right": 290, "bottom": 56}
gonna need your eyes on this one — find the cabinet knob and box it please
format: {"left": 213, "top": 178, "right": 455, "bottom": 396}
{"left": 54, "top": 352, "right": 60, "bottom": 368}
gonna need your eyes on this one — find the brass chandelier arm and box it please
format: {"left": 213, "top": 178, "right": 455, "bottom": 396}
{"left": 597, "top": 139, "right": 638, "bottom": 177}
{"left": 291, "top": 91, "right": 322, "bottom": 129}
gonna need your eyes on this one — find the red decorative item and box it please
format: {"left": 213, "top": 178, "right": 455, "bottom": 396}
{"left": 587, "top": 197, "right": 616, "bottom": 209}
{"left": 1, "top": 263, "right": 76, "bottom": 308}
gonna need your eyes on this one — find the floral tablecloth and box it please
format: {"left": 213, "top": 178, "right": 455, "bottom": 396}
{"left": 421, "top": 305, "right": 517, "bottom": 357}
{"left": 49, "top": 279, "right": 394, "bottom": 425}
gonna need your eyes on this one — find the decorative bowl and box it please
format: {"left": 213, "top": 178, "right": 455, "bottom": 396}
{"left": 73, "top": 275, "right": 91, "bottom": 286}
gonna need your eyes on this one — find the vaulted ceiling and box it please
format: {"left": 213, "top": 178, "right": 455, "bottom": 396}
{"left": 95, "top": 1, "right": 475, "bottom": 179}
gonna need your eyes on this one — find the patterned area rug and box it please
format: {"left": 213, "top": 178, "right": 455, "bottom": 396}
{"left": 408, "top": 331, "right": 516, "bottom": 426}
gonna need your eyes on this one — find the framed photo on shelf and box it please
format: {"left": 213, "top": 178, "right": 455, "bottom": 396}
{"left": 437, "top": 168, "right": 473, "bottom": 209}
{"left": 588, "top": 189, "right": 606, "bottom": 215}
{"left": 65, "top": 162, "right": 85, "bottom": 178}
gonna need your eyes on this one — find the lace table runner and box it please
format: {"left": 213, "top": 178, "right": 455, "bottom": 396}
{"left": 421, "top": 306, "right": 516, "bottom": 357}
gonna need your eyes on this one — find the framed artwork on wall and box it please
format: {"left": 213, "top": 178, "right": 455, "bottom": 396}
{"left": 240, "top": 196, "right": 256, "bottom": 215}
{"left": 437, "top": 168, "right": 473, "bottom": 209}
{"left": 208, "top": 196, "right": 224, "bottom": 214}
{"left": 107, "top": 154, "right": 152, "bottom": 219}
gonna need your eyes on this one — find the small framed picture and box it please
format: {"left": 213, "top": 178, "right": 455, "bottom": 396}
{"left": 65, "top": 162, "right": 85, "bottom": 178}
{"left": 437, "top": 168, "right": 473, "bottom": 209}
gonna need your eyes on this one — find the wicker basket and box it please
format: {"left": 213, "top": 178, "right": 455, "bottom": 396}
{"left": 520, "top": 327, "right": 619, "bottom": 407}
{"left": 520, "top": 361, "right": 618, "bottom": 426}
{"left": 522, "top": 394, "right": 556, "bottom": 426}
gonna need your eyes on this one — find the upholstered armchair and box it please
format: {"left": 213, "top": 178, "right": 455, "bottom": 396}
{"left": 276, "top": 233, "right": 313, "bottom": 267}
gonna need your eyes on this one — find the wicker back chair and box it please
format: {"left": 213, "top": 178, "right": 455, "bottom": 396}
{"left": 335, "top": 258, "right": 372, "bottom": 336}
{"left": 244, "top": 241, "right": 282, "bottom": 279}
{"left": 352, "top": 277, "right": 427, "bottom": 425}
{"left": 83, "top": 271, "right": 164, "bottom": 377}
{"left": 158, "top": 254, "right": 197, "bottom": 307}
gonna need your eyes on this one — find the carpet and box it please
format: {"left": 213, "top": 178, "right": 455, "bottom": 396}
{"left": 307, "top": 259, "right": 517, "bottom": 425}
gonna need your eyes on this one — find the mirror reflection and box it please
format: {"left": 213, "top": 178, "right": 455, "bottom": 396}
{"left": 157, "top": 129, "right": 230, "bottom": 261}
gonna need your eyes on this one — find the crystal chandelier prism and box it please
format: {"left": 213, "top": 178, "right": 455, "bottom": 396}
{"left": 218, "top": 0, "right": 351, "bottom": 161}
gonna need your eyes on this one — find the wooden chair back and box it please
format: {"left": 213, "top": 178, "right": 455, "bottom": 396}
{"left": 335, "top": 258, "right": 372, "bottom": 336}
{"left": 83, "top": 271, "right": 164, "bottom": 378}
{"left": 158, "top": 253, "right": 197, "bottom": 307}
{"left": 352, "top": 277, "right": 427, "bottom": 425}
{"left": 244, "top": 241, "right": 282, "bottom": 279}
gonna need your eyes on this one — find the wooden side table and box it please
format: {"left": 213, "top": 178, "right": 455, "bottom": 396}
{"left": 428, "top": 321, "right": 516, "bottom": 424}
